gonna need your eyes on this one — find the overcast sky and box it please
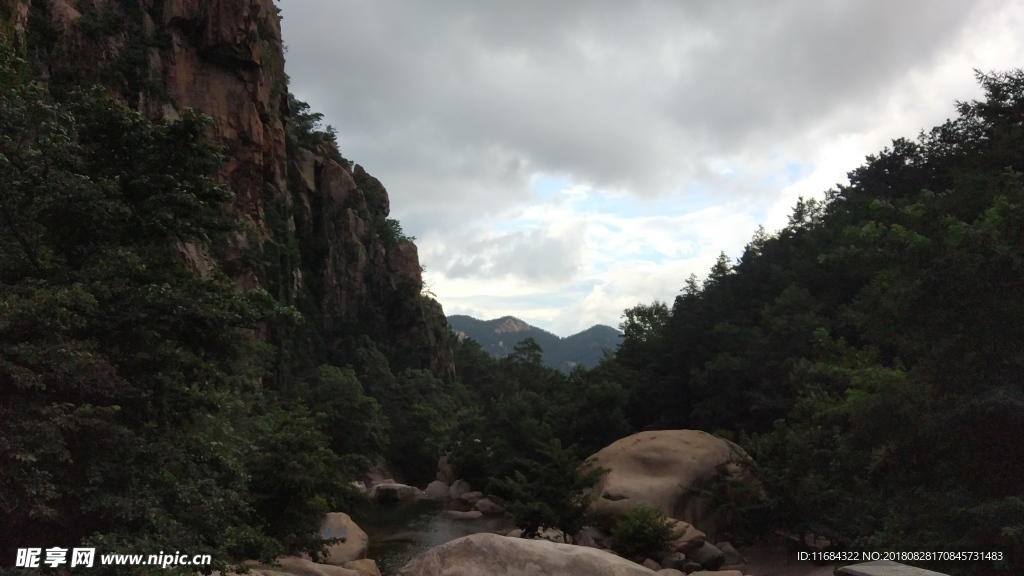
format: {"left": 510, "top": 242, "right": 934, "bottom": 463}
{"left": 278, "top": 0, "right": 1024, "bottom": 337}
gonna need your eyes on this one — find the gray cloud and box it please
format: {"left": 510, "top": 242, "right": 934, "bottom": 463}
{"left": 440, "top": 222, "right": 586, "bottom": 284}
{"left": 276, "top": 0, "right": 1020, "bottom": 329}
{"left": 279, "top": 0, "right": 992, "bottom": 225}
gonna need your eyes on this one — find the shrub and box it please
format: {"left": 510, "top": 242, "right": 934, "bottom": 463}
{"left": 489, "top": 438, "right": 606, "bottom": 540}
{"left": 610, "top": 505, "right": 675, "bottom": 560}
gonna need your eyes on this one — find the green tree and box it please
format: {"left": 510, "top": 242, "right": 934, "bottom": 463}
{"left": 0, "top": 40, "right": 345, "bottom": 571}
{"left": 604, "top": 69, "right": 1024, "bottom": 574}
{"left": 300, "top": 365, "right": 390, "bottom": 476}
{"left": 490, "top": 438, "right": 606, "bottom": 541}
{"left": 610, "top": 505, "right": 675, "bottom": 560}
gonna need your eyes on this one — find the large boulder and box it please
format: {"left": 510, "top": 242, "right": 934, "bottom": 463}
{"left": 424, "top": 480, "right": 450, "bottom": 500}
{"left": 319, "top": 513, "right": 369, "bottom": 565}
{"left": 367, "top": 483, "right": 422, "bottom": 503}
{"left": 395, "top": 533, "right": 659, "bottom": 576}
{"left": 586, "top": 430, "right": 755, "bottom": 539}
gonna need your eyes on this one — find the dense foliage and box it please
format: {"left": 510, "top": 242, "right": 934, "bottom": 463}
{"left": 488, "top": 438, "right": 604, "bottom": 540}
{"left": 606, "top": 70, "right": 1024, "bottom": 574}
{"left": 0, "top": 37, "right": 364, "bottom": 573}
{"left": 4, "top": 7, "right": 1022, "bottom": 575}
{"left": 609, "top": 505, "right": 675, "bottom": 560}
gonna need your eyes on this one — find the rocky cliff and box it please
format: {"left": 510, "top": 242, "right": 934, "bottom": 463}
{"left": 13, "top": 0, "right": 454, "bottom": 378}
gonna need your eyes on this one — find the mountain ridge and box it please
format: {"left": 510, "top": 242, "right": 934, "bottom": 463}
{"left": 448, "top": 314, "right": 622, "bottom": 372}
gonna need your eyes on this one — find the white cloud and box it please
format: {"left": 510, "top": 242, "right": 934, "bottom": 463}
{"left": 279, "top": 0, "right": 1024, "bottom": 335}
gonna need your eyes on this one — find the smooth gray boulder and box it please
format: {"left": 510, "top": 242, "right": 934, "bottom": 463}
{"left": 396, "top": 533, "right": 660, "bottom": 576}
{"left": 424, "top": 480, "right": 449, "bottom": 500}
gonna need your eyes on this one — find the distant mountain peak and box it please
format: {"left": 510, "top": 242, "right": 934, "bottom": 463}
{"left": 493, "top": 316, "right": 532, "bottom": 334}
{"left": 447, "top": 314, "right": 622, "bottom": 372}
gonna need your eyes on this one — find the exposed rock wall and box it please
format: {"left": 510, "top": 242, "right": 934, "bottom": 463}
{"left": 22, "top": 0, "right": 455, "bottom": 379}
{"left": 291, "top": 145, "right": 455, "bottom": 378}
{"left": 161, "top": 0, "right": 289, "bottom": 268}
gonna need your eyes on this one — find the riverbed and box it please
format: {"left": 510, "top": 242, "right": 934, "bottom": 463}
{"left": 350, "top": 499, "right": 516, "bottom": 575}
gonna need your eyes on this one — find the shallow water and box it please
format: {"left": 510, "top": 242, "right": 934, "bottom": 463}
{"left": 350, "top": 499, "right": 515, "bottom": 575}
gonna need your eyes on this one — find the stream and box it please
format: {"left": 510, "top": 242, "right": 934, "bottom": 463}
{"left": 349, "top": 499, "right": 516, "bottom": 576}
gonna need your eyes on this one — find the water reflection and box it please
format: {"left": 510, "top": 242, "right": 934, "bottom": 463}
{"left": 351, "top": 499, "right": 515, "bottom": 576}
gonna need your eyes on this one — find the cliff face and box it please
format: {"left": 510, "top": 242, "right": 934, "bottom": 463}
{"left": 289, "top": 146, "right": 456, "bottom": 378}
{"left": 18, "top": 0, "right": 454, "bottom": 379}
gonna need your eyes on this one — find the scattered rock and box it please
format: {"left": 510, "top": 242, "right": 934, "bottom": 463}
{"left": 440, "top": 509, "right": 483, "bottom": 520}
{"left": 423, "top": 480, "right": 449, "bottom": 500}
{"left": 586, "top": 430, "right": 758, "bottom": 540}
{"left": 506, "top": 528, "right": 524, "bottom": 538}
{"left": 343, "top": 559, "right": 382, "bottom": 576}
{"left": 682, "top": 560, "right": 702, "bottom": 572}
{"left": 448, "top": 479, "right": 473, "bottom": 500}
{"left": 473, "top": 498, "right": 505, "bottom": 515}
{"left": 642, "top": 558, "right": 662, "bottom": 571}
{"left": 656, "top": 570, "right": 686, "bottom": 576}
{"left": 459, "top": 491, "right": 485, "bottom": 504}
{"left": 715, "top": 542, "right": 744, "bottom": 566}
{"left": 688, "top": 543, "right": 725, "bottom": 571}
{"left": 395, "top": 533, "right": 662, "bottom": 576}
{"left": 667, "top": 521, "right": 706, "bottom": 554}
{"left": 535, "top": 528, "right": 568, "bottom": 544}
{"left": 319, "top": 513, "right": 368, "bottom": 565}
{"left": 660, "top": 552, "right": 687, "bottom": 570}
{"left": 574, "top": 530, "right": 598, "bottom": 548}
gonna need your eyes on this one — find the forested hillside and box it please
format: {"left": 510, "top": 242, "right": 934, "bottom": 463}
{"left": 606, "top": 70, "right": 1024, "bottom": 572}
{"left": 1, "top": 1, "right": 461, "bottom": 573}
{"left": 445, "top": 67, "right": 1023, "bottom": 576}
